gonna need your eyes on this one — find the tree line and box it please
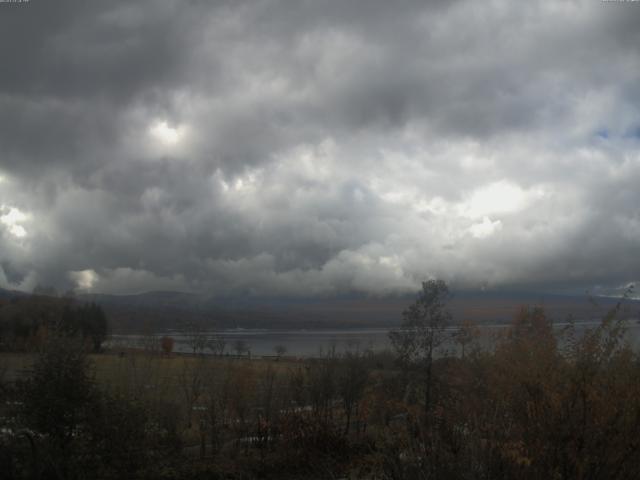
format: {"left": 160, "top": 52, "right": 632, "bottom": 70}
{"left": 0, "top": 294, "right": 108, "bottom": 353}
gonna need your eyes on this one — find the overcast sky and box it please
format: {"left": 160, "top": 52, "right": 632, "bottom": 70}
{"left": 0, "top": 0, "right": 639, "bottom": 297}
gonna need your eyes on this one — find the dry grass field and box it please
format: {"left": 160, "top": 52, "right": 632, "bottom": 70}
{"left": 1, "top": 350, "right": 300, "bottom": 390}
{"left": 1, "top": 349, "right": 308, "bottom": 451}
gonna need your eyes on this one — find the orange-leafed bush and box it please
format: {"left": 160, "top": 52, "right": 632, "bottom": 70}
{"left": 161, "top": 335, "right": 175, "bottom": 356}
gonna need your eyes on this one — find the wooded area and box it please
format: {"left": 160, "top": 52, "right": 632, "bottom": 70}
{"left": 1, "top": 283, "right": 639, "bottom": 479}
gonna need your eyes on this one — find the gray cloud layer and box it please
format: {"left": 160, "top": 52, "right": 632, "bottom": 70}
{"left": 0, "top": 0, "right": 639, "bottom": 296}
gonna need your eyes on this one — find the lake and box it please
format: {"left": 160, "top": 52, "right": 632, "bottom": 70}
{"left": 109, "top": 319, "right": 640, "bottom": 357}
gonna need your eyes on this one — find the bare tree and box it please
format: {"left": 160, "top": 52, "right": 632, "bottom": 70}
{"left": 257, "top": 365, "right": 278, "bottom": 433}
{"left": 182, "top": 320, "right": 208, "bottom": 355}
{"left": 203, "top": 361, "right": 233, "bottom": 455}
{"left": 233, "top": 339, "right": 249, "bottom": 357}
{"left": 227, "top": 363, "right": 256, "bottom": 453}
{"left": 453, "top": 319, "right": 480, "bottom": 358}
{"left": 389, "top": 279, "right": 451, "bottom": 422}
{"left": 138, "top": 325, "right": 160, "bottom": 356}
{"left": 206, "top": 333, "right": 227, "bottom": 356}
{"left": 307, "top": 350, "right": 338, "bottom": 426}
{"left": 274, "top": 344, "right": 287, "bottom": 359}
{"left": 338, "top": 350, "right": 369, "bottom": 435}
{"left": 179, "top": 357, "right": 206, "bottom": 428}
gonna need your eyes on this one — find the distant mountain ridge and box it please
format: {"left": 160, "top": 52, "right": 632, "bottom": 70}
{"left": 0, "top": 288, "right": 27, "bottom": 300}
{"left": 1, "top": 287, "right": 637, "bottom": 333}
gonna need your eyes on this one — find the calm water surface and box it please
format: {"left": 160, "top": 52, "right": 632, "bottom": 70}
{"left": 111, "top": 320, "right": 640, "bottom": 357}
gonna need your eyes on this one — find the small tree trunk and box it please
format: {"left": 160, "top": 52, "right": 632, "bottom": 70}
{"left": 344, "top": 405, "right": 352, "bottom": 435}
{"left": 424, "top": 346, "right": 433, "bottom": 429}
{"left": 200, "top": 425, "right": 206, "bottom": 459}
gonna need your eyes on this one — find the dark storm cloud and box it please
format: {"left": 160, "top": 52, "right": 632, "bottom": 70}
{"left": 0, "top": 0, "right": 639, "bottom": 296}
